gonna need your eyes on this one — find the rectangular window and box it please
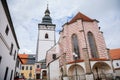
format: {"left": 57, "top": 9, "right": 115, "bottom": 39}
{"left": 10, "top": 70, "right": 13, "bottom": 80}
{"left": 10, "top": 43, "right": 13, "bottom": 55}
{"left": 26, "top": 66, "right": 28, "bottom": 70}
{"left": 52, "top": 54, "right": 56, "bottom": 60}
{"left": 14, "top": 50, "right": 16, "bottom": 60}
{"left": 4, "top": 67, "right": 9, "bottom": 80}
{"left": 21, "top": 73, "right": 24, "bottom": 77}
{"left": 16, "top": 60, "right": 19, "bottom": 67}
{"left": 29, "top": 72, "right": 32, "bottom": 77}
{"left": 36, "top": 73, "right": 40, "bottom": 79}
{"left": 30, "top": 66, "right": 32, "bottom": 70}
{"left": 5, "top": 25, "right": 9, "bottom": 35}
{"left": 22, "top": 66, "right": 24, "bottom": 70}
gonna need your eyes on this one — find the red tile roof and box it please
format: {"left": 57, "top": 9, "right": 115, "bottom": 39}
{"left": 18, "top": 54, "right": 28, "bottom": 64}
{"left": 68, "top": 12, "right": 94, "bottom": 24}
{"left": 18, "top": 54, "right": 35, "bottom": 64}
{"left": 18, "top": 54, "right": 28, "bottom": 58}
{"left": 110, "top": 48, "right": 120, "bottom": 60}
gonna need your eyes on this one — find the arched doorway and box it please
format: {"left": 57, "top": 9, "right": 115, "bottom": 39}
{"left": 68, "top": 64, "right": 85, "bottom": 80}
{"left": 92, "top": 62, "right": 113, "bottom": 80}
{"left": 42, "top": 70, "right": 47, "bottom": 80}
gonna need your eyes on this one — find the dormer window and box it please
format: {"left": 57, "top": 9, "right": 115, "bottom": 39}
{"left": 45, "top": 33, "right": 48, "bottom": 39}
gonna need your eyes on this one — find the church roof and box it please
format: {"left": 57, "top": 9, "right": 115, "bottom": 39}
{"left": 68, "top": 12, "right": 94, "bottom": 24}
{"left": 110, "top": 48, "right": 120, "bottom": 60}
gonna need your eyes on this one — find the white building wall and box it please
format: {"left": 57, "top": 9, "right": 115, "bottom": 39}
{"left": 113, "top": 60, "right": 120, "bottom": 76}
{"left": 49, "top": 59, "right": 60, "bottom": 80}
{"left": 0, "top": 1, "right": 19, "bottom": 80}
{"left": 37, "top": 26, "right": 55, "bottom": 61}
{"left": 113, "top": 60, "right": 120, "bottom": 69}
{"left": 39, "top": 29, "right": 55, "bottom": 41}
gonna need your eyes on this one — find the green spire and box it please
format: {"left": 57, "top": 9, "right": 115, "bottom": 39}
{"left": 42, "top": 4, "right": 52, "bottom": 24}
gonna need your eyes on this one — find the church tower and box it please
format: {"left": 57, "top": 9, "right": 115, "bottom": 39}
{"left": 36, "top": 5, "right": 56, "bottom": 61}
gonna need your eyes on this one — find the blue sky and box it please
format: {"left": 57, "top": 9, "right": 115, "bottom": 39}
{"left": 7, "top": 0, "right": 120, "bottom": 54}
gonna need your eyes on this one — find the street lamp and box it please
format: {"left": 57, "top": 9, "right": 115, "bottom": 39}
{"left": 73, "top": 52, "right": 78, "bottom": 80}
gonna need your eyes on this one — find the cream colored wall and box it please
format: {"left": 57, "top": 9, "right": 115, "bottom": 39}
{"left": 20, "top": 64, "right": 35, "bottom": 79}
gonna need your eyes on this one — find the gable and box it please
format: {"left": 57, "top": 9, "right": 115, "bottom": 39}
{"left": 68, "top": 12, "right": 94, "bottom": 24}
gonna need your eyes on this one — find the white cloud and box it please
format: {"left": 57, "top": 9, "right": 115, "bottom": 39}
{"left": 19, "top": 48, "right": 33, "bottom": 54}
{"left": 7, "top": 0, "right": 120, "bottom": 54}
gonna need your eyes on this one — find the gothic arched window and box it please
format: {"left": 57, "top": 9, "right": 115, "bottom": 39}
{"left": 72, "top": 34, "right": 80, "bottom": 59}
{"left": 45, "top": 33, "right": 48, "bottom": 39}
{"left": 87, "top": 32, "right": 98, "bottom": 58}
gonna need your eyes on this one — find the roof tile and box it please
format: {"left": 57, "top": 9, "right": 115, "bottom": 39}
{"left": 68, "top": 12, "right": 94, "bottom": 24}
{"left": 18, "top": 54, "right": 35, "bottom": 64}
{"left": 110, "top": 48, "right": 120, "bottom": 60}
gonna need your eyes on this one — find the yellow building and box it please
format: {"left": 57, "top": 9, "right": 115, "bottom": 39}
{"left": 19, "top": 54, "right": 36, "bottom": 80}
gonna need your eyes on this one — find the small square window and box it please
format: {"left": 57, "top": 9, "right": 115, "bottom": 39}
{"left": 45, "top": 33, "right": 48, "bottom": 39}
{"left": 116, "top": 63, "right": 119, "bottom": 66}
{"left": 5, "top": 25, "right": 9, "bottom": 35}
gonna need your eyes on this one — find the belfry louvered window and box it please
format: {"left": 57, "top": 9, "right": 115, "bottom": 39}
{"left": 45, "top": 33, "right": 48, "bottom": 39}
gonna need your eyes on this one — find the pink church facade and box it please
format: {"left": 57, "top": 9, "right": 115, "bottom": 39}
{"left": 46, "top": 12, "right": 114, "bottom": 80}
